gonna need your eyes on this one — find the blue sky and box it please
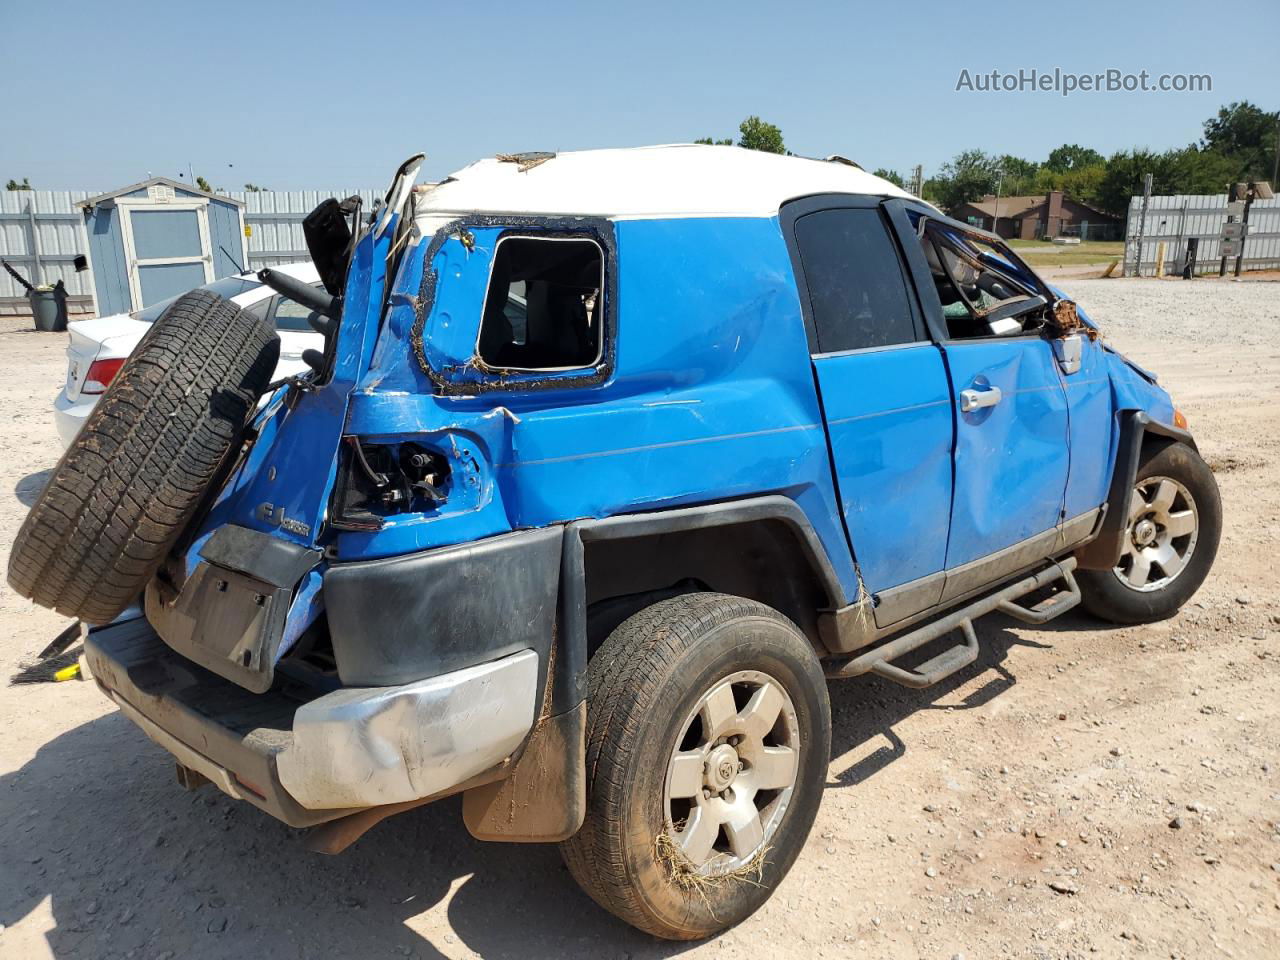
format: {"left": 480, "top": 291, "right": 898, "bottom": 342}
{"left": 2, "top": 0, "right": 1274, "bottom": 191}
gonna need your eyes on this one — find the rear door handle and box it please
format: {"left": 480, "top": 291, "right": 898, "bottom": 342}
{"left": 959, "top": 385, "right": 1002, "bottom": 413}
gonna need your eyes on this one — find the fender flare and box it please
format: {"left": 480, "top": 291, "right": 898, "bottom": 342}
{"left": 558, "top": 494, "right": 846, "bottom": 705}
{"left": 1075, "top": 410, "right": 1198, "bottom": 570}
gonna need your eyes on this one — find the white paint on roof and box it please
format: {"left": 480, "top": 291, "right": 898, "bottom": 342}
{"left": 414, "top": 144, "right": 919, "bottom": 221}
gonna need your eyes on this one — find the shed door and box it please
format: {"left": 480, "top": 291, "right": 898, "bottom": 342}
{"left": 121, "top": 204, "right": 213, "bottom": 309}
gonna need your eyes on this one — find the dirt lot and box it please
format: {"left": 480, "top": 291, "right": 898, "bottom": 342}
{"left": 1, "top": 277, "right": 1278, "bottom": 960}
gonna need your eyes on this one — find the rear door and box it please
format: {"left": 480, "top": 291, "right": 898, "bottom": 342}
{"left": 785, "top": 196, "right": 954, "bottom": 624}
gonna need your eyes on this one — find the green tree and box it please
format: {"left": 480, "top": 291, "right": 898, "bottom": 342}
{"left": 1045, "top": 144, "right": 1105, "bottom": 173}
{"left": 1201, "top": 101, "right": 1279, "bottom": 181}
{"left": 243, "top": 183, "right": 265, "bottom": 192}
{"left": 1096, "top": 149, "right": 1178, "bottom": 215}
{"left": 736, "top": 116, "right": 786, "bottom": 154}
{"left": 929, "top": 149, "right": 1003, "bottom": 213}
{"left": 996, "top": 155, "right": 1040, "bottom": 195}
{"left": 195, "top": 175, "right": 215, "bottom": 193}
{"left": 872, "top": 168, "right": 906, "bottom": 188}
{"left": 5, "top": 177, "right": 32, "bottom": 191}
{"left": 695, "top": 116, "right": 788, "bottom": 154}
{"left": 1165, "top": 144, "right": 1238, "bottom": 195}
{"left": 1033, "top": 163, "right": 1107, "bottom": 208}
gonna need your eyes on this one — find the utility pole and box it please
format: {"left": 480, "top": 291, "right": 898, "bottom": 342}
{"left": 910, "top": 164, "right": 923, "bottom": 198}
{"left": 1131, "top": 172, "right": 1153, "bottom": 277}
{"left": 1219, "top": 181, "right": 1243, "bottom": 278}
{"left": 1273, "top": 115, "right": 1279, "bottom": 189}
{"left": 1234, "top": 182, "right": 1258, "bottom": 278}
{"left": 991, "top": 168, "right": 1005, "bottom": 235}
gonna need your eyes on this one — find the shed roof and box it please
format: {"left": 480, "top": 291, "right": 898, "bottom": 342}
{"left": 79, "top": 176, "right": 245, "bottom": 208}
{"left": 415, "top": 144, "right": 919, "bottom": 220}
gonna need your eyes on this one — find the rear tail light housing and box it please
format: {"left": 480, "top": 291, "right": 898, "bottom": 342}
{"left": 82, "top": 357, "right": 126, "bottom": 394}
{"left": 330, "top": 437, "right": 451, "bottom": 531}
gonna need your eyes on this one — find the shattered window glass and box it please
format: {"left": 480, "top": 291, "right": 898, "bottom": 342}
{"left": 920, "top": 226, "right": 1042, "bottom": 339}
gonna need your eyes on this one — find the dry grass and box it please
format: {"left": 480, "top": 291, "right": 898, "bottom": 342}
{"left": 653, "top": 828, "right": 771, "bottom": 918}
{"left": 1008, "top": 239, "right": 1125, "bottom": 267}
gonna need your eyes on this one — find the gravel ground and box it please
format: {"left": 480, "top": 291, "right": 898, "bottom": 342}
{"left": 1, "top": 276, "right": 1278, "bottom": 959}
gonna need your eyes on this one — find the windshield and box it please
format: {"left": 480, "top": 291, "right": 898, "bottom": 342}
{"left": 131, "top": 275, "right": 259, "bottom": 323}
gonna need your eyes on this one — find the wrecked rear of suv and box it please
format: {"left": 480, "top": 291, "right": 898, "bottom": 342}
{"left": 12, "top": 145, "right": 1221, "bottom": 940}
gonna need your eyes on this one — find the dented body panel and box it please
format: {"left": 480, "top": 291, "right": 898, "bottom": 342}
{"left": 97, "top": 147, "right": 1191, "bottom": 839}
{"left": 340, "top": 215, "right": 857, "bottom": 599}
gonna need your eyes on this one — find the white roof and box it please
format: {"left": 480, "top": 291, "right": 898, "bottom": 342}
{"left": 414, "top": 144, "right": 918, "bottom": 221}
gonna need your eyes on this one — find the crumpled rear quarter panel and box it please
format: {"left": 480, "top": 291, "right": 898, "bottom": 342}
{"left": 342, "top": 215, "right": 857, "bottom": 602}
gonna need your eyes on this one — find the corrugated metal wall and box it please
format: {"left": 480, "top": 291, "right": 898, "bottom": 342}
{"left": 1, "top": 187, "right": 379, "bottom": 315}
{"left": 0, "top": 190, "right": 100, "bottom": 310}
{"left": 228, "top": 189, "right": 382, "bottom": 269}
{"left": 1124, "top": 194, "right": 1280, "bottom": 277}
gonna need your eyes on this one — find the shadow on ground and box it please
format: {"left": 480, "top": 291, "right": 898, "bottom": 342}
{"left": 825, "top": 611, "right": 1058, "bottom": 788}
{"left": 0, "top": 611, "right": 1077, "bottom": 959}
{"left": 15, "top": 469, "right": 53, "bottom": 508}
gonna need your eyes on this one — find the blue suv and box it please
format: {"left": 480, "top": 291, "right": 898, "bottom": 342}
{"left": 10, "top": 146, "right": 1221, "bottom": 939}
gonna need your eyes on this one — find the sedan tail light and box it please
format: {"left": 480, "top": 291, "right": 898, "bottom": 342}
{"left": 82, "top": 357, "right": 127, "bottom": 394}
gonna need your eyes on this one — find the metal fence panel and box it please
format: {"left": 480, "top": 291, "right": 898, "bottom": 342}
{"left": 1, "top": 187, "right": 380, "bottom": 316}
{"left": 1125, "top": 193, "right": 1280, "bottom": 276}
{"left": 231, "top": 189, "right": 382, "bottom": 269}
{"left": 0, "top": 190, "right": 100, "bottom": 308}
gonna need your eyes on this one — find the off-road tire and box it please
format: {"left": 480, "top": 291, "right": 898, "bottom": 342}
{"left": 7, "top": 290, "right": 279, "bottom": 624}
{"left": 1078, "top": 441, "right": 1221, "bottom": 624}
{"left": 560, "top": 592, "right": 830, "bottom": 940}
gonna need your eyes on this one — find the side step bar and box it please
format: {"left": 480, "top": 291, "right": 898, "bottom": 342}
{"left": 826, "top": 558, "right": 1080, "bottom": 688}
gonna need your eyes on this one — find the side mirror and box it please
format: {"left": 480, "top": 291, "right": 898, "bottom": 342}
{"left": 303, "top": 197, "right": 359, "bottom": 297}
{"left": 1053, "top": 334, "right": 1083, "bottom": 376}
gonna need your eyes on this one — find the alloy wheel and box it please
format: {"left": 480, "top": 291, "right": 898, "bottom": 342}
{"left": 1113, "top": 475, "right": 1199, "bottom": 592}
{"left": 664, "top": 670, "right": 800, "bottom": 875}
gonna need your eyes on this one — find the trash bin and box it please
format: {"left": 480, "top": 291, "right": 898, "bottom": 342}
{"left": 29, "top": 281, "right": 68, "bottom": 332}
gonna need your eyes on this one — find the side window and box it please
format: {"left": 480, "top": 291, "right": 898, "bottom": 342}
{"left": 918, "top": 224, "right": 1045, "bottom": 340}
{"left": 273, "top": 289, "right": 325, "bottom": 332}
{"left": 477, "top": 236, "right": 603, "bottom": 370}
{"left": 793, "top": 208, "right": 917, "bottom": 353}
{"left": 240, "top": 284, "right": 327, "bottom": 332}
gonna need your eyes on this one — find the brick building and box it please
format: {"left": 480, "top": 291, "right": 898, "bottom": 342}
{"left": 952, "top": 190, "right": 1122, "bottom": 241}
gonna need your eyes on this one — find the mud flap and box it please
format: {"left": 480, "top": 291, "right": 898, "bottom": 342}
{"left": 461, "top": 701, "right": 586, "bottom": 842}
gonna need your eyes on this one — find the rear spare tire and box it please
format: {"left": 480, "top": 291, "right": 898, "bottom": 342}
{"left": 7, "top": 290, "right": 280, "bottom": 624}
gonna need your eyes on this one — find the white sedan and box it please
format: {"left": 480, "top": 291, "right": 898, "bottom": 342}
{"left": 54, "top": 261, "right": 323, "bottom": 449}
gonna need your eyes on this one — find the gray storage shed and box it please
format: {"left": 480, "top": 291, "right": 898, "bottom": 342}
{"left": 79, "top": 178, "right": 247, "bottom": 316}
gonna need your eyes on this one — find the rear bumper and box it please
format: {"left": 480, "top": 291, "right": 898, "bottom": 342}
{"left": 53, "top": 390, "right": 95, "bottom": 449}
{"left": 84, "top": 618, "right": 538, "bottom": 824}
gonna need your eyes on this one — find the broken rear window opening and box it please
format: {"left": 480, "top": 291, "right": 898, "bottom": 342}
{"left": 477, "top": 235, "right": 604, "bottom": 371}
{"left": 920, "top": 225, "right": 1048, "bottom": 340}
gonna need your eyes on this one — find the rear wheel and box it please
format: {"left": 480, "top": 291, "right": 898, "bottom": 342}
{"left": 560, "top": 592, "right": 830, "bottom": 940}
{"left": 1078, "top": 441, "right": 1221, "bottom": 624}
